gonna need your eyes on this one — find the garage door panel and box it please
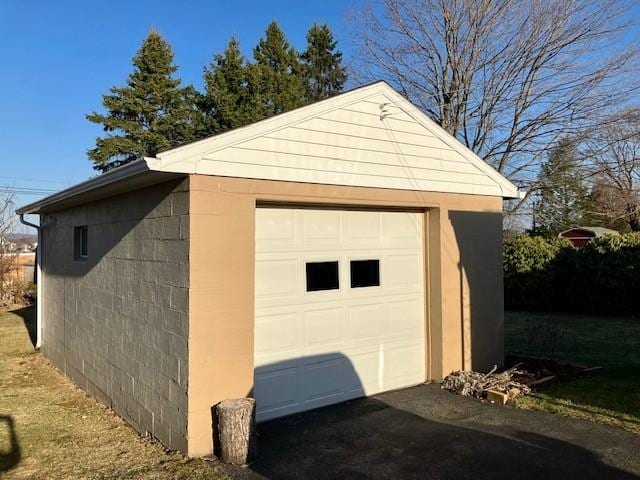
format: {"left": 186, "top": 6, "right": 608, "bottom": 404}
{"left": 343, "top": 286, "right": 421, "bottom": 302}
{"left": 383, "top": 213, "right": 422, "bottom": 241}
{"left": 302, "top": 210, "right": 341, "bottom": 242}
{"left": 345, "top": 211, "right": 381, "bottom": 241}
{"left": 255, "top": 209, "right": 296, "bottom": 244}
{"left": 385, "top": 341, "right": 425, "bottom": 386}
{"left": 254, "top": 365, "right": 299, "bottom": 419}
{"left": 385, "top": 254, "right": 422, "bottom": 288}
{"left": 345, "top": 348, "right": 383, "bottom": 394}
{"left": 301, "top": 356, "right": 346, "bottom": 402}
{"left": 255, "top": 207, "right": 426, "bottom": 422}
{"left": 254, "top": 312, "right": 300, "bottom": 358}
{"left": 389, "top": 300, "right": 424, "bottom": 336}
{"left": 255, "top": 259, "right": 298, "bottom": 298}
{"left": 348, "top": 303, "right": 389, "bottom": 340}
{"left": 303, "top": 307, "right": 346, "bottom": 348}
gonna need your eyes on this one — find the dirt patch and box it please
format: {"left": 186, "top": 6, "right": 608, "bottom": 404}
{"left": 506, "top": 355, "right": 603, "bottom": 389}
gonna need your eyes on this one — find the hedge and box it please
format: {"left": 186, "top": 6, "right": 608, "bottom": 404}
{"left": 504, "top": 233, "right": 640, "bottom": 315}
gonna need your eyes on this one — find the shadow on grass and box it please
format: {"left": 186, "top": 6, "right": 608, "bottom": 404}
{"left": 10, "top": 305, "right": 36, "bottom": 348}
{"left": 0, "top": 415, "right": 21, "bottom": 473}
{"left": 506, "top": 311, "right": 640, "bottom": 433}
{"left": 505, "top": 311, "right": 640, "bottom": 369}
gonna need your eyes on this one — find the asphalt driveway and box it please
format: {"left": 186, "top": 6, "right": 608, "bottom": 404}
{"left": 222, "top": 384, "right": 640, "bottom": 480}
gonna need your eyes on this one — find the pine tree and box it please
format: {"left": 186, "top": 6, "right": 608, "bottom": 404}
{"left": 301, "top": 24, "right": 347, "bottom": 102}
{"left": 252, "top": 22, "right": 306, "bottom": 116}
{"left": 533, "top": 139, "right": 590, "bottom": 234}
{"left": 87, "top": 30, "right": 197, "bottom": 172}
{"left": 200, "top": 37, "right": 261, "bottom": 135}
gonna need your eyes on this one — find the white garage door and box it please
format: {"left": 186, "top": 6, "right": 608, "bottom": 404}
{"left": 254, "top": 207, "right": 426, "bottom": 421}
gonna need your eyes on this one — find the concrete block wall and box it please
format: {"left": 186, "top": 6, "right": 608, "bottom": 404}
{"left": 40, "top": 178, "right": 190, "bottom": 452}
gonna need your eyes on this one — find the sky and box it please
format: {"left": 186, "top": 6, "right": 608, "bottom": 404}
{"left": 3, "top": 1, "right": 639, "bottom": 233}
{"left": 0, "top": 0, "right": 357, "bottom": 231}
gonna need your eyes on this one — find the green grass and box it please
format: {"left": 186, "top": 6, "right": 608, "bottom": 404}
{"left": 505, "top": 310, "right": 640, "bottom": 434}
{"left": 0, "top": 306, "right": 228, "bottom": 480}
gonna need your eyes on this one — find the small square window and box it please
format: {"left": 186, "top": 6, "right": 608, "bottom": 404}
{"left": 350, "top": 259, "right": 380, "bottom": 288}
{"left": 306, "top": 261, "right": 339, "bottom": 291}
{"left": 74, "top": 226, "right": 88, "bottom": 261}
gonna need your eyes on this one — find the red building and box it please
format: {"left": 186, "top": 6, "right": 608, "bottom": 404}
{"left": 558, "top": 226, "right": 619, "bottom": 248}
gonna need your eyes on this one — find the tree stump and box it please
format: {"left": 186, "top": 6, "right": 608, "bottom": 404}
{"left": 216, "top": 398, "right": 256, "bottom": 465}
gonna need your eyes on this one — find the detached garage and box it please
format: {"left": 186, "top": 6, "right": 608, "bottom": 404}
{"left": 17, "top": 81, "right": 519, "bottom": 457}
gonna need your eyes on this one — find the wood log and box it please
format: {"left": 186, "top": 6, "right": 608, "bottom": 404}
{"left": 528, "top": 375, "right": 556, "bottom": 387}
{"left": 216, "top": 398, "right": 256, "bottom": 465}
{"left": 580, "top": 366, "right": 604, "bottom": 374}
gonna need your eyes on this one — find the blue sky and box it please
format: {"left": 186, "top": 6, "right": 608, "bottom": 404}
{"left": 2, "top": 1, "right": 638, "bottom": 232}
{"left": 0, "top": 1, "right": 356, "bottom": 229}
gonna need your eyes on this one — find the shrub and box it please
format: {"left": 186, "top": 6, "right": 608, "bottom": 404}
{"left": 504, "top": 233, "right": 640, "bottom": 315}
{"left": 0, "top": 279, "right": 26, "bottom": 307}
{"left": 503, "top": 235, "right": 573, "bottom": 310}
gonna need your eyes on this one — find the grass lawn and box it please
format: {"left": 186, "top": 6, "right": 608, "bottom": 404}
{"left": 505, "top": 310, "right": 640, "bottom": 434}
{"left": 0, "top": 306, "right": 228, "bottom": 480}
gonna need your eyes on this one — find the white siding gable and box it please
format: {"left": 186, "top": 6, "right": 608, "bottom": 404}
{"left": 150, "top": 82, "right": 518, "bottom": 198}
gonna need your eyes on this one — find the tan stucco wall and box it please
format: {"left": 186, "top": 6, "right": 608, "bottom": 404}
{"left": 187, "top": 174, "right": 504, "bottom": 457}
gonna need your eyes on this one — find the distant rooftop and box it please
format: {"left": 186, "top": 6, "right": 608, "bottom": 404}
{"left": 559, "top": 226, "right": 620, "bottom": 237}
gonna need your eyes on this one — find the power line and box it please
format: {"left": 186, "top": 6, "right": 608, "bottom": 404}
{"left": 0, "top": 175, "right": 69, "bottom": 186}
{"left": 0, "top": 186, "right": 57, "bottom": 196}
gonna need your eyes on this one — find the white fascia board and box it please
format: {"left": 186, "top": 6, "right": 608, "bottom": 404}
{"left": 16, "top": 159, "right": 183, "bottom": 215}
{"left": 16, "top": 160, "right": 150, "bottom": 214}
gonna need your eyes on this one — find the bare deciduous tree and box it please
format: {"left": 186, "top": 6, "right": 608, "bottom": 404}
{"left": 350, "top": 0, "right": 639, "bottom": 203}
{"left": 584, "top": 109, "right": 640, "bottom": 231}
{"left": 0, "top": 193, "right": 18, "bottom": 306}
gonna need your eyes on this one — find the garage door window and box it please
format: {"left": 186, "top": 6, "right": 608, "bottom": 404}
{"left": 306, "top": 261, "right": 339, "bottom": 291}
{"left": 350, "top": 259, "right": 380, "bottom": 288}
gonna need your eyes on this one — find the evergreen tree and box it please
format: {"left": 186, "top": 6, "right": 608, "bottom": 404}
{"left": 252, "top": 22, "right": 306, "bottom": 116}
{"left": 87, "top": 30, "right": 197, "bottom": 172}
{"left": 533, "top": 139, "right": 590, "bottom": 234}
{"left": 301, "top": 24, "right": 347, "bottom": 102}
{"left": 200, "top": 37, "right": 261, "bottom": 135}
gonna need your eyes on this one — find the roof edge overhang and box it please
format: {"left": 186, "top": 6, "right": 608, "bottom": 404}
{"left": 17, "top": 81, "right": 525, "bottom": 215}
{"left": 16, "top": 159, "right": 185, "bottom": 215}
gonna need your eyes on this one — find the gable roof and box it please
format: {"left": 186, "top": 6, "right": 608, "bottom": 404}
{"left": 149, "top": 81, "right": 520, "bottom": 198}
{"left": 18, "top": 81, "right": 520, "bottom": 215}
{"left": 559, "top": 226, "right": 620, "bottom": 237}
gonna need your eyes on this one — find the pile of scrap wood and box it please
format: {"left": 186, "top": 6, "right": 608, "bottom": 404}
{"left": 441, "top": 364, "right": 532, "bottom": 402}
